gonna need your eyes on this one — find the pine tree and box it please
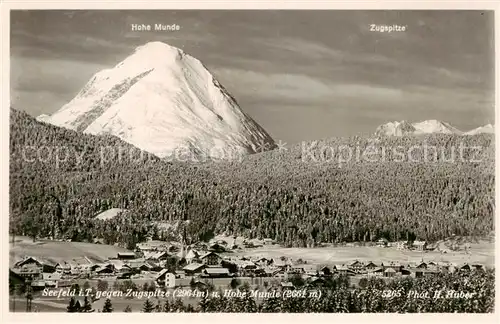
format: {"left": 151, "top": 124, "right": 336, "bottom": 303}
{"left": 81, "top": 296, "right": 92, "bottom": 312}
{"left": 154, "top": 301, "right": 162, "bottom": 312}
{"left": 102, "top": 298, "right": 113, "bottom": 313}
{"left": 162, "top": 300, "right": 171, "bottom": 312}
{"left": 123, "top": 305, "right": 132, "bottom": 312}
{"left": 142, "top": 298, "right": 155, "bottom": 313}
{"left": 67, "top": 297, "right": 78, "bottom": 313}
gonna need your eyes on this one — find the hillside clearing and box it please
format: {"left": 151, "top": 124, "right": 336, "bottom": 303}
{"left": 9, "top": 236, "right": 129, "bottom": 265}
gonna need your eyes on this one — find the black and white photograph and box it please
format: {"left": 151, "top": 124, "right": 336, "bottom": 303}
{"left": 5, "top": 6, "right": 497, "bottom": 315}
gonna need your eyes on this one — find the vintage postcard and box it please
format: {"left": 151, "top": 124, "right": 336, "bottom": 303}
{"left": 2, "top": 1, "right": 498, "bottom": 322}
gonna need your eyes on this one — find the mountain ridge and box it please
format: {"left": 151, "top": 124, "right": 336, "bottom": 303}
{"left": 375, "top": 119, "right": 494, "bottom": 137}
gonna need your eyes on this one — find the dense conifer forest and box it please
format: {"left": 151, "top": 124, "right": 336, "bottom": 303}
{"left": 9, "top": 109, "right": 495, "bottom": 247}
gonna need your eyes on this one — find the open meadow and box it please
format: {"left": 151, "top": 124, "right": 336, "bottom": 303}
{"left": 9, "top": 236, "right": 129, "bottom": 265}
{"left": 230, "top": 240, "right": 494, "bottom": 267}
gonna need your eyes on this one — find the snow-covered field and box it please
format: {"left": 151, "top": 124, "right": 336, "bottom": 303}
{"left": 231, "top": 242, "right": 494, "bottom": 267}
{"left": 9, "top": 236, "right": 129, "bottom": 265}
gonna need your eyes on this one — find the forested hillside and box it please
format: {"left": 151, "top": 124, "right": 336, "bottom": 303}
{"left": 10, "top": 109, "right": 495, "bottom": 248}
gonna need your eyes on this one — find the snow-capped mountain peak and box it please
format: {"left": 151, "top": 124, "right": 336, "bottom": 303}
{"left": 465, "top": 124, "right": 494, "bottom": 135}
{"left": 38, "top": 41, "right": 276, "bottom": 159}
{"left": 375, "top": 119, "right": 463, "bottom": 136}
{"left": 411, "top": 120, "right": 462, "bottom": 135}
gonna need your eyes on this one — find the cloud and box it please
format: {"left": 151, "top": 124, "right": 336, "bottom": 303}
{"left": 251, "top": 37, "right": 344, "bottom": 61}
{"left": 215, "top": 67, "right": 405, "bottom": 107}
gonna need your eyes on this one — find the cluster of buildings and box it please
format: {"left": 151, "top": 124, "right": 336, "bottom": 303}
{"left": 334, "top": 259, "right": 484, "bottom": 278}
{"left": 9, "top": 237, "right": 485, "bottom": 292}
{"left": 376, "top": 238, "right": 429, "bottom": 251}
{"left": 10, "top": 248, "right": 486, "bottom": 293}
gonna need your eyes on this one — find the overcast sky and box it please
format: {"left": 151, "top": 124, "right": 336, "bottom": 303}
{"left": 11, "top": 10, "right": 494, "bottom": 143}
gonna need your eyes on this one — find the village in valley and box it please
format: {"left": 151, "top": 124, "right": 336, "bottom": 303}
{"left": 10, "top": 233, "right": 489, "bottom": 311}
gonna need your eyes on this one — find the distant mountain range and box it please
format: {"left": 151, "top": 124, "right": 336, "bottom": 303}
{"left": 375, "top": 120, "right": 494, "bottom": 137}
{"left": 37, "top": 41, "right": 276, "bottom": 159}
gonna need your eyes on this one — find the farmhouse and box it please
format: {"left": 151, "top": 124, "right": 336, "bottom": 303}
{"left": 201, "top": 267, "right": 231, "bottom": 278}
{"left": 348, "top": 260, "right": 365, "bottom": 272}
{"left": 235, "top": 260, "right": 258, "bottom": 276}
{"left": 292, "top": 264, "right": 318, "bottom": 276}
{"left": 55, "top": 262, "right": 72, "bottom": 274}
{"left": 271, "top": 258, "right": 292, "bottom": 271}
{"left": 365, "top": 261, "right": 378, "bottom": 270}
{"left": 337, "top": 265, "right": 356, "bottom": 276}
{"left": 15, "top": 257, "right": 56, "bottom": 274}
{"left": 384, "top": 268, "right": 396, "bottom": 277}
{"left": 383, "top": 262, "right": 403, "bottom": 272}
{"left": 252, "top": 257, "right": 271, "bottom": 267}
{"left": 415, "top": 261, "right": 427, "bottom": 269}
{"left": 95, "top": 263, "right": 115, "bottom": 275}
{"left": 412, "top": 240, "right": 427, "bottom": 251}
{"left": 200, "top": 252, "right": 222, "bottom": 266}
{"left": 183, "top": 263, "right": 206, "bottom": 276}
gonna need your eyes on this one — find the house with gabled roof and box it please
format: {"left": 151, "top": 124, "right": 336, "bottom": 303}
{"left": 271, "top": 258, "right": 292, "bottom": 271}
{"left": 383, "top": 261, "right": 403, "bottom": 272}
{"left": 200, "top": 251, "right": 222, "bottom": 266}
{"left": 365, "top": 261, "right": 378, "bottom": 270}
{"left": 177, "top": 247, "right": 201, "bottom": 264}
{"left": 367, "top": 266, "right": 384, "bottom": 277}
{"left": 384, "top": 268, "right": 396, "bottom": 277}
{"left": 319, "top": 266, "right": 333, "bottom": 277}
{"left": 412, "top": 240, "right": 427, "bottom": 251}
{"left": 415, "top": 261, "right": 427, "bottom": 269}
{"left": 201, "top": 267, "right": 231, "bottom": 278}
{"left": 348, "top": 260, "right": 365, "bottom": 272}
{"left": 15, "top": 256, "right": 56, "bottom": 274}
{"left": 183, "top": 263, "right": 206, "bottom": 276}
{"left": 336, "top": 265, "right": 356, "bottom": 276}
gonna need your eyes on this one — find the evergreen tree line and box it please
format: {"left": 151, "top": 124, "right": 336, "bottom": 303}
{"left": 10, "top": 109, "right": 495, "bottom": 247}
{"left": 76, "top": 270, "right": 493, "bottom": 313}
